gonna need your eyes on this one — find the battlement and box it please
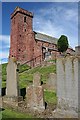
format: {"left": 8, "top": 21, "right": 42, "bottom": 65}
{"left": 11, "top": 7, "right": 33, "bottom": 19}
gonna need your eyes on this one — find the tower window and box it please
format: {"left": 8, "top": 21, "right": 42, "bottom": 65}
{"left": 14, "top": 18, "right": 15, "bottom": 24}
{"left": 24, "top": 16, "right": 26, "bottom": 22}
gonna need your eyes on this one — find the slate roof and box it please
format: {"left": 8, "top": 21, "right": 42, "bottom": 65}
{"left": 35, "top": 32, "right": 74, "bottom": 50}
{"left": 35, "top": 32, "right": 58, "bottom": 44}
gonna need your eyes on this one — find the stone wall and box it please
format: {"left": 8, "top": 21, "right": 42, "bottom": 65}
{"left": 56, "top": 56, "right": 79, "bottom": 112}
{"left": 10, "top": 7, "right": 35, "bottom": 64}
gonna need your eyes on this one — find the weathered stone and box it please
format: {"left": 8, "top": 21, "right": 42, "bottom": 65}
{"left": 55, "top": 56, "right": 79, "bottom": 117}
{"left": 27, "top": 85, "right": 45, "bottom": 111}
{"left": 26, "top": 72, "right": 45, "bottom": 111}
{"left": 3, "top": 96, "right": 23, "bottom": 107}
{"left": 6, "top": 57, "right": 19, "bottom": 97}
{"left": 33, "top": 72, "right": 41, "bottom": 86}
{"left": 75, "top": 46, "right": 80, "bottom": 55}
{"left": 46, "top": 73, "right": 57, "bottom": 91}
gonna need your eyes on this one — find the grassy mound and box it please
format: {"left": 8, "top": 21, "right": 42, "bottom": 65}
{"left": 2, "top": 63, "right": 56, "bottom": 88}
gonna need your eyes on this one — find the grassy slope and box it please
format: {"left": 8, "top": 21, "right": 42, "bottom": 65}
{"left": 19, "top": 65, "right": 56, "bottom": 88}
{"left": 2, "top": 63, "right": 56, "bottom": 88}
{"left": 2, "top": 63, "right": 57, "bottom": 118}
{"left": 2, "top": 63, "right": 7, "bottom": 88}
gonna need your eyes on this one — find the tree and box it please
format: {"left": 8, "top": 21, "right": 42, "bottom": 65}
{"left": 57, "top": 35, "right": 69, "bottom": 53}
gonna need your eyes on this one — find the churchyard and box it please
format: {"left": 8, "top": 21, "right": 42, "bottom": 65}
{"left": 1, "top": 60, "right": 57, "bottom": 118}
{"left": 1, "top": 52, "right": 79, "bottom": 118}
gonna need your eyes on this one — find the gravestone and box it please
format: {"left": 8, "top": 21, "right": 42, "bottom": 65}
{"left": 46, "top": 73, "right": 57, "bottom": 91}
{"left": 53, "top": 56, "right": 79, "bottom": 118}
{"left": 4, "top": 57, "right": 23, "bottom": 107}
{"left": 33, "top": 72, "right": 41, "bottom": 86}
{"left": 26, "top": 72, "right": 45, "bottom": 111}
{"left": 6, "top": 57, "right": 19, "bottom": 97}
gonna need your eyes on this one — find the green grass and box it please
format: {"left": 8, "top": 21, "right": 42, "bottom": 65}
{"left": 0, "top": 112, "right": 2, "bottom": 119}
{"left": 2, "top": 63, "right": 7, "bottom": 82}
{"left": 47, "top": 59, "right": 56, "bottom": 63}
{"left": 19, "top": 65, "right": 56, "bottom": 88}
{"left": 2, "top": 109, "right": 33, "bottom": 118}
{"left": 19, "top": 64, "right": 31, "bottom": 73}
{"left": 2, "top": 63, "right": 57, "bottom": 118}
{"left": 44, "top": 90, "right": 57, "bottom": 104}
{"left": 2, "top": 62, "right": 56, "bottom": 89}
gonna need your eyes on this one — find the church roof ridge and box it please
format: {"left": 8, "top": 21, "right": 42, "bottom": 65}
{"left": 34, "top": 31, "right": 58, "bottom": 44}
{"left": 34, "top": 31, "right": 74, "bottom": 50}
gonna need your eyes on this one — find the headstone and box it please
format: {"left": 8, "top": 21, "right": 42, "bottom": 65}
{"left": 26, "top": 72, "right": 45, "bottom": 111}
{"left": 3, "top": 57, "right": 23, "bottom": 107}
{"left": 33, "top": 72, "right": 41, "bottom": 86}
{"left": 46, "top": 73, "right": 57, "bottom": 91}
{"left": 6, "top": 57, "right": 19, "bottom": 97}
{"left": 53, "top": 56, "right": 79, "bottom": 118}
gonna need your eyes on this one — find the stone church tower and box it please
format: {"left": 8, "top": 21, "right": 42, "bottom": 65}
{"left": 9, "top": 7, "right": 74, "bottom": 67}
{"left": 9, "top": 7, "right": 35, "bottom": 64}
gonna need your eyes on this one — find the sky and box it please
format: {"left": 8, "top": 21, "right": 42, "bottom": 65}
{"left": 2, "top": 0, "right": 80, "bottom": 2}
{"left": 0, "top": 2, "right": 79, "bottom": 63}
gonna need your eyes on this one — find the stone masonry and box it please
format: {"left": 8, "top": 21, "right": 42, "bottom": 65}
{"left": 10, "top": 7, "right": 35, "bottom": 65}
{"left": 26, "top": 72, "right": 45, "bottom": 111}
{"left": 9, "top": 7, "right": 74, "bottom": 67}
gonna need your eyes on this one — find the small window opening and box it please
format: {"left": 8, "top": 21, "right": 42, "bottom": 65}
{"left": 12, "top": 55, "right": 13, "bottom": 57}
{"left": 14, "top": 18, "right": 15, "bottom": 24}
{"left": 19, "top": 49, "right": 21, "bottom": 51}
{"left": 24, "top": 16, "right": 26, "bottom": 22}
{"left": 25, "top": 29, "right": 26, "bottom": 32}
{"left": 20, "top": 35, "right": 21, "bottom": 37}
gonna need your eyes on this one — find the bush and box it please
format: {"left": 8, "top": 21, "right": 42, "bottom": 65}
{"left": 57, "top": 35, "right": 69, "bottom": 53}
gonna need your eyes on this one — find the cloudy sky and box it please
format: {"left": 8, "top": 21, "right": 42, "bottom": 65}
{"left": 0, "top": 2, "right": 78, "bottom": 63}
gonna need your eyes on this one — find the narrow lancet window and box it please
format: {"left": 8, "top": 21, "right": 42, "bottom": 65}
{"left": 24, "top": 16, "right": 26, "bottom": 22}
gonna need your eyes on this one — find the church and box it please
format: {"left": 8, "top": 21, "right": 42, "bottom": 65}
{"left": 9, "top": 7, "right": 74, "bottom": 67}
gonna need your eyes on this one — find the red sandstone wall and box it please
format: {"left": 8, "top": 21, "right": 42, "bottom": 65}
{"left": 10, "top": 9, "right": 35, "bottom": 65}
{"left": 9, "top": 7, "right": 74, "bottom": 67}
{"left": 33, "top": 39, "right": 58, "bottom": 64}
